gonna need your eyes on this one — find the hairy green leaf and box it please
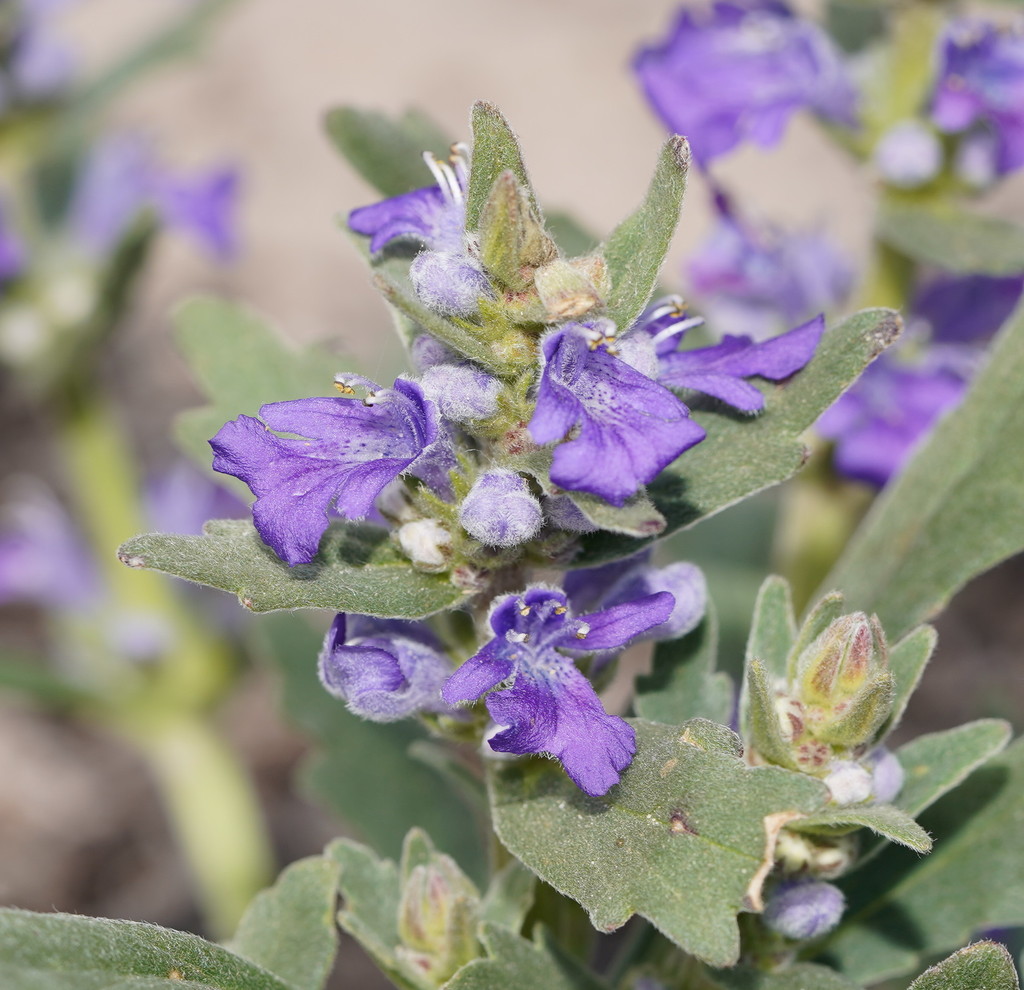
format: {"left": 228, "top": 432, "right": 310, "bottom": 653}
{"left": 490, "top": 719, "right": 826, "bottom": 967}
{"left": 568, "top": 490, "right": 666, "bottom": 539}
{"left": 446, "top": 924, "right": 607, "bottom": 990}
{"left": 815, "top": 737, "right": 1024, "bottom": 983}
{"left": 119, "top": 519, "right": 465, "bottom": 618}
{"left": 879, "top": 625, "right": 937, "bottom": 738}
{"left": 635, "top": 603, "right": 733, "bottom": 726}
{"left": 745, "top": 576, "right": 797, "bottom": 680}
{"left": 466, "top": 102, "right": 538, "bottom": 231}
{"left": 324, "top": 106, "right": 451, "bottom": 196}
{"left": 787, "top": 803, "right": 931, "bottom": 853}
{"left": 229, "top": 857, "right": 340, "bottom": 990}
{"left": 711, "top": 961, "right": 864, "bottom": 989}
{"left": 0, "top": 909, "right": 288, "bottom": 990}
{"left": 602, "top": 136, "right": 690, "bottom": 333}
{"left": 878, "top": 201, "right": 1024, "bottom": 275}
{"left": 821, "top": 299, "right": 1024, "bottom": 640}
{"left": 577, "top": 308, "right": 902, "bottom": 566}
{"left": 908, "top": 942, "right": 1020, "bottom": 990}
{"left": 480, "top": 862, "right": 536, "bottom": 933}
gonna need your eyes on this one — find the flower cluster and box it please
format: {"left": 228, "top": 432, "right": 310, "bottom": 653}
{"left": 209, "top": 134, "right": 823, "bottom": 792}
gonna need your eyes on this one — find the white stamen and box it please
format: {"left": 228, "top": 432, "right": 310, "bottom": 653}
{"left": 652, "top": 315, "right": 706, "bottom": 347}
{"left": 645, "top": 296, "right": 686, "bottom": 323}
{"left": 423, "top": 151, "right": 464, "bottom": 207}
{"left": 507, "top": 631, "right": 528, "bottom": 643}
{"left": 575, "top": 622, "right": 590, "bottom": 640}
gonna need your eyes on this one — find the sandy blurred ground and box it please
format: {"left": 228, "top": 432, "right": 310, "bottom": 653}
{"left": 0, "top": 0, "right": 1022, "bottom": 970}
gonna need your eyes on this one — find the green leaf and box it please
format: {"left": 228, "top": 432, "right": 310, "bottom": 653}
{"left": 258, "top": 613, "right": 486, "bottom": 882}
{"left": 879, "top": 625, "right": 937, "bottom": 738}
{"left": 119, "top": 519, "right": 464, "bottom": 618}
{"left": 877, "top": 201, "right": 1024, "bottom": 276}
{"left": 814, "top": 737, "right": 1024, "bottom": 983}
{"left": 895, "top": 720, "right": 1012, "bottom": 818}
{"left": 0, "top": 909, "right": 289, "bottom": 990}
{"left": 465, "top": 102, "right": 538, "bottom": 231}
{"left": 821, "top": 299, "right": 1024, "bottom": 640}
{"left": 745, "top": 576, "right": 797, "bottom": 680}
{"left": 567, "top": 490, "right": 666, "bottom": 538}
{"left": 172, "top": 297, "right": 338, "bottom": 492}
{"left": 710, "top": 961, "right": 864, "bottom": 989}
{"left": 577, "top": 308, "right": 902, "bottom": 566}
{"left": 908, "top": 942, "right": 1020, "bottom": 990}
{"left": 787, "top": 804, "right": 931, "bottom": 853}
{"left": 480, "top": 862, "right": 536, "bottom": 932}
{"left": 489, "top": 719, "right": 826, "bottom": 967}
{"left": 601, "top": 136, "right": 690, "bottom": 333}
{"left": 635, "top": 603, "right": 734, "bottom": 726}
{"left": 446, "top": 924, "right": 607, "bottom": 990}
{"left": 323, "top": 106, "right": 451, "bottom": 196}
{"left": 742, "top": 658, "right": 798, "bottom": 771}
{"left": 327, "top": 839, "right": 410, "bottom": 990}
{"left": 229, "top": 857, "right": 340, "bottom": 990}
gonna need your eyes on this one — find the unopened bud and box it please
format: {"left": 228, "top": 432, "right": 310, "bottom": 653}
{"left": 824, "top": 760, "right": 873, "bottom": 806}
{"left": 409, "top": 250, "right": 494, "bottom": 318}
{"left": 867, "top": 746, "right": 905, "bottom": 804}
{"left": 478, "top": 170, "right": 556, "bottom": 291}
{"left": 534, "top": 258, "right": 603, "bottom": 321}
{"left": 798, "top": 612, "right": 883, "bottom": 705}
{"left": 459, "top": 470, "right": 542, "bottom": 548}
{"left": 397, "top": 519, "right": 452, "bottom": 571}
{"left": 763, "top": 879, "right": 845, "bottom": 941}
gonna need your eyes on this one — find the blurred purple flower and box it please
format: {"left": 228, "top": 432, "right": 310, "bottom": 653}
{"left": 210, "top": 378, "right": 451, "bottom": 566}
{"left": 911, "top": 273, "right": 1023, "bottom": 344}
{"left": 688, "top": 198, "right": 852, "bottom": 339}
{"left": 529, "top": 320, "right": 705, "bottom": 506}
{"left": 817, "top": 353, "right": 970, "bottom": 488}
{"left": 143, "top": 460, "right": 245, "bottom": 535}
{"left": 442, "top": 587, "right": 674, "bottom": 795}
{"left": 0, "top": 198, "right": 26, "bottom": 283}
{"left": 872, "top": 121, "right": 943, "bottom": 189}
{"left": 634, "top": 0, "right": 857, "bottom": 165}
{"left": 319, "top": 613, "right": 454, "bottom": 722}
{"left": 932, "top": 19, "right": 1024, "bottom": 178}
{"left": 153, "top": 165, "right": 241, "bottom": 260}
{"left": 6, "top": 0, "right": 79, "bottom": 102}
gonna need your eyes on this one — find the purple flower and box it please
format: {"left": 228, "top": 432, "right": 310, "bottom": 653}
{"left": 528, "top": 321, "right": 705, "bottom": 506}
{"left": 442, "top": 587, "right": 675, "bottom": 795}
{"left": 0, "top": 199, "right": 26, "bottom": 283}
{"left": 687, "top": 201, "right": 852, "bottom": 339}
{"left": 348, "top": 148, "right": 468, "bottom": 256}
{"left": 911, "top": 273, "right": 1023, "bottom": 344}
{"left": 418, "top": 362, "right": 501, "bottom": 422}
{"left": 932, "top": 20, "right": 1024, "bottom": 177}
{"left": 459, "top": 470, "right": 543, "bottom": 548}
{"left": 763, "top": 879, "right": 845, "bottom": 940}
{"left": 318, "top": 613, "right": 454, "bottom": 722}
{"left": 210, "top": 377, "right": 451, "bottom": 566}
{"left": 153, "top": 165, "right": 240, "bottom": 260}
{"left": 143, "top": 461, "right": 245, "bottom": 535}
{"left": 7, "top": 0, "right": 78, "bottom": 102}
{"left": 634, "top": 1, "right": 857, "bottom": 165}
{"left": 866, "top": 747, "right": 904, "bottom": 805}
{"left": 817, "top": 353, "right": 969, "bottom": 487}
{"left": 872, "top": 121, "right": 943, "bottom": 189}
{"left": 636, "top": 300, "right": 824, "bottom": 413}
{"left": 564, "top": 551, "right": 706, "bottom": 643}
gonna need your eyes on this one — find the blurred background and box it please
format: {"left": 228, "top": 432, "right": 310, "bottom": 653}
{"left": 0, "top": 0, "right": 1022, "bottom": 966}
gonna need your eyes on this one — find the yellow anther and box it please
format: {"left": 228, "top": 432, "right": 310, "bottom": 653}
{"left": 553, "top": 605, "right": 568, "bottom": 615}
{"left": 334, "top": 382, "right": 355, "bottom": 394}
{"left": 519, "top": 605, "right": 532, "bottom": 616}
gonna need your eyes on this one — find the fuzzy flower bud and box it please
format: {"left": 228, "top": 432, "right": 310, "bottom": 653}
{"left": 459, "top": 470, "right": 542, "bottom": 548}
{"left": 409, "top": 250, "right": 494, "bottom": 318}
{"left": 824, "top": 760, "right": 873, "bottom": 806}
{"left": 419, "top": 364, "right": 501, "bottom": 423}
{"left": 763, "top": 879, "right": 845, "bottom": 941}
{"left": 397, "top": 519, "right": 452, "bottom": 571}
{"left": 873, "top": 121, "right": 943, "bottom": 189}
{"left": 867, "top": 747, "right": 905, "bottom": 804}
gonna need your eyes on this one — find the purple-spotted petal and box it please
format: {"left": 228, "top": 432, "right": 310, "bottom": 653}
{"left": 529, "top": 325, "right": 705, "bottom": 506}
{"left": 485, "top": 663, "right": 636, "bottom": 797}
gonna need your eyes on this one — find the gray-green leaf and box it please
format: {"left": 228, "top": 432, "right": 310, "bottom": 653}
{"left": 787, "top": 803, "right": 931, "bottom": 853}
{"left": 635, "top": 603, "right": 734, "bottom": 726}
{"left": 489, "top": 719, "right": 826, "bottom": 967}
{"left": 821, "top": 298, "right": 1024, "bottom": 640}
{"left": 878, "top": 201, "right": 1024, "bottom": 276}
{"left": 229, "top": 857, "right": 340, "bottom": 990}
{"left": 601, "top": 136, "right": 690, "bottom": 333}
{"left": 745, "top": 576, "right": 798, "bottom": 680}
{"left": 577, "top": 308, "right": 902, "bottom": 566}
{"left": 908, "top": 942, "right": 1020, "bottom": 990}
{"left": 466, "top": 102, "right": 538, "bottom": 231}
{"left": 0, "top": 909, "right": 289, "bottom": 990}
{"left": 119, "top": 519, "right": 464, "bottom": 618}
{"left": 323, "top": 106, "right": 451, "bottom": 196}
{"left": 814, "top": 737, "right": 1024, "bottom": 983}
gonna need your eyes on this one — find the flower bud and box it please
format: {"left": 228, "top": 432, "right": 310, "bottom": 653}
{"left": 873, "top": 121, "right": 942, "bottom": 189}
{"left": 459, "top": 470, "right": 542, "bottom": 548}
{"left": 477, "top": 169, "right": 556, "bottom": 291}
{"left": 763, "top": 879, "right": 845, "bottom": 941}
{"left": 410, "top": 250, "right": 494, "bottom": 318}
{"left": 397, "top": 849, "right": 481, "bottom": 984}
{"left": 534, "top": 258, "right": 603, "bottom": 321}
{"left": 397, "top": 519, "right": 452, "bottom": 571}
{"left": 867, "top": 746, "right": 905, "bottom": 804}
{"left": 824, "top": 760, "right": 873, "bottom": 806}
{"left": 419, "top": 364, "right": 501, "bottom": 422}
{"left": 797, "top": 612, "right": 883, "bottom": 705}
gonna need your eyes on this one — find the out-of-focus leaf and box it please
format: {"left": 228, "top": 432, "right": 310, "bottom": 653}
{"left": 601, "top": 136, "right": 690, "bottom": 334}
{"left": 324, "top": 106, "right": 451, "bottom": 196}
{"left": 821, "top": 300, "right": 1024, "bottom": 640}
{"left": 710, "top": 961, "right": 864, "bottom": 989}
{"left": 446, "top": 924, "right": 607, "bottom": 990}
{"left": 545, "top": 211, "right": 600, "bottom": 258}
{"left": 576, "top": 309, "right": 902, "bottom": 567}
{"left": 480, "top": 862, "right": 536, "bottom": 932}
{"left": 814, "top": 738, "right": 1024, "bottom": 983}
{"left": 878, "top": 201, "right": 1024, "bottom": 276}
{"left": 229, "top": 857, "right": 340, "bottom": 990}
{"left": 635, "top": 603, "right": 733, "bottom": 726}
{"left": 0, "top": 909, "right": 288, "bottom": 990}
{"left": 258, "top": 613, "right": 486, "bottom": 882}
{"left": 490, "top": 719, "right": 826, "bottom": 967}
{"left": 908, "top": 942, "right": 1020, "bottom": 990}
